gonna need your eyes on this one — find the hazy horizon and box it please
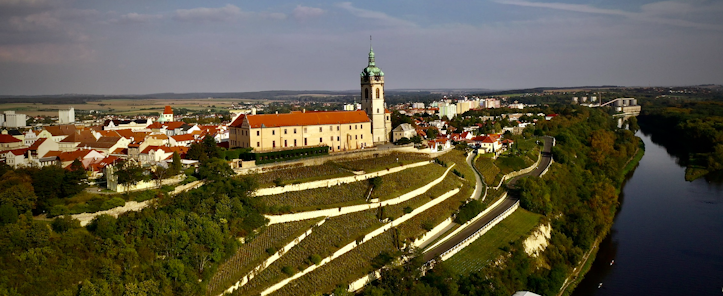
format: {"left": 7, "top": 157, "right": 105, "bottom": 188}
{"left": 1, "top": 1, "right": 722, "bottom": 96}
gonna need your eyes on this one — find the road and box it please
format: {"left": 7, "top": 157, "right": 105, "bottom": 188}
{"left": 422, "top": 136, "right": 553, "bottom": 262}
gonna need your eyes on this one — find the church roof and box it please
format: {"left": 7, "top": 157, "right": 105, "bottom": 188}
{"left": 361, "top": 45, "right": 384, "bottom": 77}
{"left": 240, "top": 110, "right": 370, "bottom": 128}
{"left": 163, "top": 106, "right": 173, "bottom": 115}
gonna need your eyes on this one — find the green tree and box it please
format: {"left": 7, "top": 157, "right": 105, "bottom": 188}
{"left": 114, "top": 160, "right": 148, "bottom": 189}
{"left": 426, "top": 127, "right": 439, "bottom": 139}
{"left": 62, "top": 159, "right": 87, "bottom": 197}
{"left": 170, "top": 151, "right": 182, "bottom": 175}
{"left": 198, "top": 158, "right": 233, "bottom": 182}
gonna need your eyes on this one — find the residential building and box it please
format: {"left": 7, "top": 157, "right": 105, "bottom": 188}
{"left": 0, "top": 134, "right": 23, "bottom": 150}
{"left": 392, "top": 123, "right": 417, "bottom": 142}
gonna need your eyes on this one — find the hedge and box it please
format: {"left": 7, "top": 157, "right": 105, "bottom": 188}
{"left": 240, "top": 146, "right": 330, "bottom": 165}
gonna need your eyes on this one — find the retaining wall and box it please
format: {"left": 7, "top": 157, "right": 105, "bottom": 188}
{"left": 264, "top": 164, "right": 455, "bottom": 224}
{"left": 439, "top": 200, "right": 519, "bottom": 261}
{"left": 220, "top": 219, "right": 326, "bottom": 296}
{"left": 254, "top": 161, "right": 432, "bottom": 196}
{"left": 261, "top": 188, "right": 460, "bottom": 296}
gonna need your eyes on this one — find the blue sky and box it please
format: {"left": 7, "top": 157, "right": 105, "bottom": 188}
{"left": 0, "top": 0, "right": 721, "bottom": 95}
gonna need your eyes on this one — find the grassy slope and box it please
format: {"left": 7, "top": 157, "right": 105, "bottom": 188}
{"left": 445, "top": 208, "right": 542, "bottom": 276}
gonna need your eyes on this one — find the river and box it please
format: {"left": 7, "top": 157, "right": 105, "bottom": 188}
{"left": 572, "top": 130, "right": 723, "bottom": 296}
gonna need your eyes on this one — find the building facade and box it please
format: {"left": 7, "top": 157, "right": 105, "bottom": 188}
{"left": 58, "top": 107, "right": 75, "bottom": 124}
{"left": 229, "top": 110, "right": 372, "bottom": 152}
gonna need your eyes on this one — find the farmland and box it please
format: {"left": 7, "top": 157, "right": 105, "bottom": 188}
{"left": 0, "top": 98, "right": 258, "bottom": 117}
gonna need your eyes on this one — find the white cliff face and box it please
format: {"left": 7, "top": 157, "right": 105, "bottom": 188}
{"left": 523, "top": 223, "right": 551, "bottom": 257}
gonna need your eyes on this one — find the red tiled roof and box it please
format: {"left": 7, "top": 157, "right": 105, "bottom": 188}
{"left": 0, "top": 134, "right": 22, "bottom": 143}
{"left": 163, "top": 121, "right": 185, "bottom": 130}
{"left": 141, "top": 145, "right": 188, "bottom": 155}
{"left": 58, "top": 149, "right": 99, "bottom": 162}
{"left": 147, "top": 122, "right": 163, "bottom": 129}
{"left": 163, "top": 106, "right": 173, "bottom": 115}
{"left": 6, "top": 148, "right": 28, "bottom": 156}
{"left": 230, "top": 114, "right": 246, "bottom": 127}
{"left": 45, "top": 125, "right": 77, "bottom": 136}
{"left": 28, "top": 138, "right": 47, "bottom": 150}
{"left": 43, "top": 150, "right": 62, "bottom": 157}
{"left": 112, "top": 148, "right": 127, "bottom": 154}
{"left": 60, "top": 131, "right": 95, "bottom": 143}
{"left": 171, "top": 134, "right": 195, "bottom": 142}
{"left": 237, "top": 111, "right": 370, "bottom": 128}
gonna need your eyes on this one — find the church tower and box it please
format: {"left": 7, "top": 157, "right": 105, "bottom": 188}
{"left": 360, "top": 40, "right": 389, "bottom": 143}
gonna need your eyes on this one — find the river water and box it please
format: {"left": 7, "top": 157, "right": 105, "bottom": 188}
{"left": 572, "top": 131, "right": 723, "bottom": 296}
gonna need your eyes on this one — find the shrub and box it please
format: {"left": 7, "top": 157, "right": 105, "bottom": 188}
{"left": 99, "top": 197, "right": 126, "bottom": 211}
{"left": 403, "top": 206, "right": 413, "bottom": 214}
{"left": 52, "top": 215, "right": 81, "bottom": 233}
{"left": 310, "top": 254, "right": 322, "bottom": 265}
{"left": 48, "top": 204, "right": 69, "bottom": 218}
{"left": 421, "top": 220, "right": 434, "bottom": 231}
{"left": 266, "top": 247, "right": 277, "bottom": 255}
{"left": 281, "top": 266, "right": 296, "bottom": 276}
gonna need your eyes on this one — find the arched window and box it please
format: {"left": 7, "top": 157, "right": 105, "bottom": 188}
{"left": 364, "top": 88, "right": 369, "bottom": 99}
{"left": 376, "top": 88, "right": 380, "bottom": 98}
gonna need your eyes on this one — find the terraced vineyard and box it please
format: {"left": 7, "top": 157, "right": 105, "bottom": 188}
{"left": 335, "top": 152, "right": 431, "bottom": 172}
{"left": 266, "top": 230, "right": 398, "bottom": 296}
{"left": 213, "top": 150, "right": 485, "bottom": 296}
{"left": 206, "top": 218, "right": 322, "bottom": 295}
{"left": 261, "top": 163, "right": 444, "bottom": 212}
{"left": 254, "top": 162, "right": 354, "bottom": 188}
{"left": 233, "top": 211, "right": 383, "bottom": 295}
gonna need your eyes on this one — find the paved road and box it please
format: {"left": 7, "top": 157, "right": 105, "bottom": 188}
{"left": 423, "top": 196, "right": 518, "bottom": 261}
{"left": 508, "top": 136, "right": 553, "bottom": 187}
{"left": 422, "top": 136, "right": 553, "bottom": 262}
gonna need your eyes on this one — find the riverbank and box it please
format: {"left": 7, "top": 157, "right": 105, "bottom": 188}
{"left": 560, "top": 137, "right": 646, "bottom": 296}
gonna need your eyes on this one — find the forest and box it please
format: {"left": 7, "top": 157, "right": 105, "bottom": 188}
{"left": 355, "top": 106, "right": 642, "bottom": 296}
{"left": 637, "top": 96, "right": 723, "bottom": 180}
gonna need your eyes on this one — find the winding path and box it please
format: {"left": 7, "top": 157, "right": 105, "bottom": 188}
{"left": 422, "top": 136, "right": 553, "bottom": 262}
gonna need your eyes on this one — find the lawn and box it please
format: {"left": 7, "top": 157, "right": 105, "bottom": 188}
{"left": 445, "top": 208, "right": 542, "bottom": 276}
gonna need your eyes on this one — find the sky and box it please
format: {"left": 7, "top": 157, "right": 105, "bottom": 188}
{"left": 0, "top": 0, "right": 722, "bottom": 95}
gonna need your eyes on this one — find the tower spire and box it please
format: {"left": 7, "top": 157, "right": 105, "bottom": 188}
{"left": 368, "top": 35, "right": 375, "bottom": 67}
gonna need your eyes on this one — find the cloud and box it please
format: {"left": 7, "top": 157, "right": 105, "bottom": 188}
{"left": 0, "top": 42, "right": 95, "bottom": 64}
{"left": 292, "top": 5, "right": 324, "bottom": 21}
{"left": 494, "top": 0, "right": 723, "bottom": 31}
{"left": 174, "top": 4, "right": 242, "bottom": 22}
{"left": 117, "top": 12, "right": 163, "bottom": 24}
{"left": 173, "top": 4, "right": 285, "bottom": 23}
{"left": 335, "top": 2, "right": 416, "bottom": 27}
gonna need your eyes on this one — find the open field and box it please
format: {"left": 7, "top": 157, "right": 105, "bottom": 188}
{"left": 0, "top": 98, "right": 268, "bottom": 117}
{"left": 444, "top": 208, "right": 542, "bottom": 275}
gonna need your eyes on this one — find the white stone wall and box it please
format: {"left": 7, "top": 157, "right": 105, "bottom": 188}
{"left": 254, "top": 160, "right": 432, "bottom": 196}
{"left": 264, "top": 163, "right": 455, "bottom": 224}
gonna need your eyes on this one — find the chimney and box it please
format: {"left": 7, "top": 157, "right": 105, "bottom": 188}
{"left": 303, "top": 109, "right": 306, "bottom": 113}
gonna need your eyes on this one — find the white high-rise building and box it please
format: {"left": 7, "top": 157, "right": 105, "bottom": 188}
{"left": 3, "top": 111, "right": 26, "bottom": 128}
{"left": 58, "top": 107, "right": 75, "bottom": 124}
